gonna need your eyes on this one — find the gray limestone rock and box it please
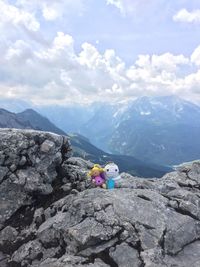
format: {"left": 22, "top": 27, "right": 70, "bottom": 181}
{"left": 0, "top": 251, "right": 9, "bottom": 267}
{"left": 0, "top": 226, "right": 18, "bottom": 247}
{"left": 0, "top": 129, "right": 71, "bottom": 226}
{"left": 109, "top": 243, "right": 141, "bottom": 267}
{"left": 0, "top": 129, "right": 200, "bottom": 267}
{"left": 10, "top": 240, "right": 43, "bottom": 266}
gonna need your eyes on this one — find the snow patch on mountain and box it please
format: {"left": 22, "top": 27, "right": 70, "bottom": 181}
{"left": 140, "top": 111, "right": 151, "bottom": 116}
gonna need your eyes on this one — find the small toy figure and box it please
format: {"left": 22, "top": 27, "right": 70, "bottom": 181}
{"left": 88, "top": 164, "right": 106, "bottom": 188}
{"left": 104, "top": 162, "right": 121, "bottom": 189}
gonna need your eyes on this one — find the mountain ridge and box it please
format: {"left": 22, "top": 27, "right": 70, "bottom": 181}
{"left": 79, "top": 95, "right": 200, "bottom": 165}
{"left": 0, "top": 107, "right": 171, "bottom": 177}
{"left": 1, "top": 95, "right": 200, "bottom": 166}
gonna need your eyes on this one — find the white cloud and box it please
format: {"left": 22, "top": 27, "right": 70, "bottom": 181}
{"left": 106, "top": 0, "right": 124, "bottom": 13}
{"left": 16, "top": 0, "right": 84, "bottom": 21}
{"left": 0, "top": 1, "right": 200, "bottom": 105}
{"left": 106, "top": 0, "right": 145, "bottom": 15}
{"left": 0, "top": 31, "right": 128, "bottom": 104}
{"left": 0, "top": 0, "right": 40, "bottom": 31}
{"left": 35, "top": 32, "right": 74, "bottom": 63}
{"left": 191, "top": 46, "right": 200, "bottom": 66}
{"left": 5, "top": 40, "right": 32, "bottom": 60}
{"left": 136, "top": 53, "right": 189, "bottom": 72}
{"left": 105, "top": 0, "right": 167, "bottom": 17}
{"left": 173, "top": 9, "right": 200, "bottom": 23}
{"left": 0, "top": 29, "right": 200, "bottom": 105}
{"left": 41, "top": 3, "right": 60, "bottom": 21}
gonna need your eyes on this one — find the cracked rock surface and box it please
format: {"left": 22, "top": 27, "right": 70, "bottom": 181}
{"left": 0, "top": 129, "right": 200, "bottom": 267}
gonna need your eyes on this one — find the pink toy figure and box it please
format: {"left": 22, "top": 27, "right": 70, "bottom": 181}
{"left": 92, "top": 175, "right": 105, "bottom": 186}
{"left": 88, "top": 164, "right": 106, "bottom": 188}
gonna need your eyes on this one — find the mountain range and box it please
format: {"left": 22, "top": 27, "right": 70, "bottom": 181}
{"left": 51, "top": 95, "right": 200, "bottom": 166}
{"left": 1, "top": 95, "right": 199, "bottom": 166}
{"left": 0, "top": 107, "right": 170, "bottom": 177}
{"left": 109, "top": 96, "right": 200, "bottom": 165}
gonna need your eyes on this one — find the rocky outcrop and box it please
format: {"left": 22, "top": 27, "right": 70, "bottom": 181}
{"left": 0, "top": 129, "right": 200, "bottom": 267}
{"left": 0, "top": 129, "right": 71, "bottom": 227}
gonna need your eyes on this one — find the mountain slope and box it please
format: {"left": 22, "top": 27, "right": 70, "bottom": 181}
{"left": 0, "top": 108, "right": 32, "bottom": 128}
{"left": 80, "top": 96, "right": 200, "bottom": 165}
{"left": 0, "top": 107, "right": 171, "bottom": 177}
{"left": 80, "top": 103, "right": 123, "bottom": 152}
{"left": 2, "top": 96, "right": 199, "bottom": 166}
{"left": 70, "top": 133, "right": 171, "bottom": 177}
{"left": 17, "top": 109, "right": 66, "bottom": 135}
{"left": 36, "top": 104, "right": 96, "bottom": 133}
{"left": 7, "top": 96, "right": 200, "bottom": 167}
{"left": 17, "top": 109, "right": 172, "bottom": 177}
{"left": 109, "top": 96, "right": 200, "bottom": 165}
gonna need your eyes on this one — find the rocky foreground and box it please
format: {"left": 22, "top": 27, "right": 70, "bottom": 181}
{"left": 0, "top": 129, "right": 200, "bottom": 267}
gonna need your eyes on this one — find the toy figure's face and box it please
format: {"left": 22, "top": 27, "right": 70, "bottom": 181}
{"left": 104, "top": 163, "right": 119, "bottom": 178}
{"left": 92, "top": 169, "right": 100, "bottom": 176}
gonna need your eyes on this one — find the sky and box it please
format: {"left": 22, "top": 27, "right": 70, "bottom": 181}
{"left": 0, "top": 0, "right": 200, "bottom": 105}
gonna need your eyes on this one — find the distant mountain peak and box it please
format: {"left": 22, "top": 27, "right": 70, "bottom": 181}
{"left": 18, "top": 108, "right": 41, "bottom": 115}
{"left": 0, "top": 108, "right": 14, "bottom": 114}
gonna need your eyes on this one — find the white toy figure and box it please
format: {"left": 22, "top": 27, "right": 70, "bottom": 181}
{"left": 104, "top": 162, "right": 121, "bottom": 189}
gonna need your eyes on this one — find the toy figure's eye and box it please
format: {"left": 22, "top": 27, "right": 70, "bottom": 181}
{"left": 107, "top": 169, "right": 109, "bottom": 172}
{"left": 115, "top": 169, "right": 118, "bottom": 171}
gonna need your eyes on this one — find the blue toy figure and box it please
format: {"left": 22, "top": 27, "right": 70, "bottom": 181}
{"left": 104, "top": 162, "right": 121, "bottom": 189}
{"left": 106, "top": 178, "right": 115, "bottom": 189}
